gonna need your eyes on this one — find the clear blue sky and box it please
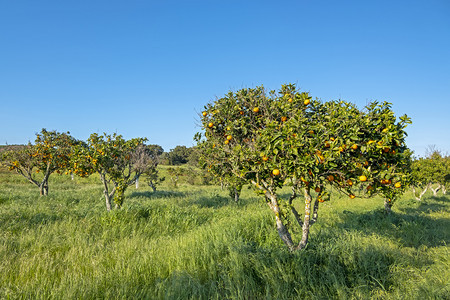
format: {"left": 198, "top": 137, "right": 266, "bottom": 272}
{"left": 1, "top": 0, "right": 449, "bottom": 157}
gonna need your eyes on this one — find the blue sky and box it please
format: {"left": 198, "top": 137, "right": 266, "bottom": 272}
{"left": 1, "top": 0, "right": 449, "bottom": 157}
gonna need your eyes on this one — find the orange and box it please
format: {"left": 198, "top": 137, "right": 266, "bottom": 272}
{"left": 208, "top": 122, "right": 213, "bottom": 128}
{"left": 394, "top": 182, "right": 401, "bottom": 188}
{"left": 327, "top": 175, "right": 335, "bottom": 182}
{"left": 253, "top": 107, "right": 260, "bottom": 113}
{"left": 315, "top": 187, "right": 321, "bottom": 193}
{"left": 226, "top": 126, "right": 231, "bottom": 131}
{"left": 367, "top": 185, "right": 373, "bottom": 190}
{"left": 288, "top": 98, "right": 293, "bottom": 103}
{"left": 347, "top": 179, "right": 353, "bottom": 186}
{"left": 226, "top": 135, "right": 232, "bottom": 140}
{"left": 262, "top": 156, "right": 269, "bottom": 161}
{"left": 224, "top": 140, "right": 229, "bottom": 145}
{"left": 351, "top": 144, "right": 358, "bottom": 150}
{"left": 325, "top": 142, "right": 331, "bottom": 148}
{"left": 239, "top": 111, "right": 244, "bottom": 115}
{"left": 304, "top": 99, "right": 310, "bottom": 105}
{"left": 202, "top": 111, "right": 207, "bottom": 117}
{"left": 359, "top": 175, "right": 367, "bottom": 182}
{"left": 281, "top": 116, "right": 287, "bottom": 122}
{"left": 272, "top": 169, "right": 280, "bottom": 176}
{"left": 349, "top": 194, "right": 356, "bottom": 199}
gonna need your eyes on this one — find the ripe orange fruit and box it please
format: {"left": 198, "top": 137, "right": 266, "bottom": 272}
{"left": 208, "top": 122, "right": 213, "bottom": 128}
{"left": 226, "top": 126, "right": 231, "bottom": 131}
{"left": 327, "top": 175, "right": 335, "bottom": 182}
{"left": 349, "top": 194, "right": 356, "bottom": 199}
{"left": 315, "top": 187, "right": 321, "bottom": 193}
{"left": 272, "top": 169, "right": 280, "bottom": 176}
{"left": 288, "top": 98, "right": 293, "bottom": 103}
{"left": 304, "top": 99, "right": 310, "bottom": 105}
{"left": 226, "top": 135, "right": 232, "bottom": 140}
{"left": 394, "top": 182, "right": 401, "bottom": 188}
{"left": 330, "top": 137, "right": 335, "bottom": 141}
{"left": 281, "top": 116, "right": 287, "bottom": 122}
{"left": 359, "top": 175, "right": 367, "bottom": 182}
{"left": 308, "top": 130, "right": 314, "bottom": 135}
{"left": 347, "top": 179, "right": 353, "bottom": 186}
{"left": 202, "top": 111, "right": 207, "bottom": 117}
{"left": 351, "top": 144, "right": 358, "bottom": 150}
{"left": 325, "top": 142, "right": 331, "bottom": 148}
{"left": 224, "top": 140, "right": 229, "bottom": 145}
{"left": 239, "top": 111, "right": 244, "bottom": 115}
{"left": 318, "top": 199, "right": 325, "bottom": 203}
{"left": 253, "top": 107, "right": 260, "bottom": 113}
{"left": 383, "top": 148, "right": 390, "bottom": 153}
{"left": 262, "top": 156, "right": 269, "bottom": 161}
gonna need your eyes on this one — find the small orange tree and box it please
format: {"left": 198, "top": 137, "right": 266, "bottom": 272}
{"left": 195, "top": 84, "right": 412, "bottom": 251}
{"left": 1, "top": 129, "right": 77, "bottom": 195}
{"left": 70, "top": 133, "right": 147, "bottom": 211}
{"left": 411, "top": 150, "right": 450, "bottom": 197}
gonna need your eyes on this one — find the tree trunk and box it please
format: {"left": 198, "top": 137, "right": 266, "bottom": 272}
{"left": 442, "top": 185, "right": 447, "bottom": 195}
{"left": 412, "top": 183, "right": 430, "bottom": 201}
{"left": 430, "top": 183, "right": 442, "bottom": 197}
{"left": 39, "top": 178, "right": 49, "bottom": 196}
{"left": 100, "top": 173, "right": 114, "bottom": 211}
{"left": 431, "top": 184, "right": 441, "bottom": 196}
{"left": 384, "top": 199, "right": 392, "bottom": 214}
{"left": 148, "top": 181, "right": 157, "bottom": 192}
{"left": 265, "top": 192, "right": 295, "bottom": 251}
{"left": 135, "top": 176, "right": 139, "bottom": 189}
{"left": 71, "top": 172, "right": 74, "bottom": 180}
{"left": 295, "top": 188, "right": 313, "bottom": 251}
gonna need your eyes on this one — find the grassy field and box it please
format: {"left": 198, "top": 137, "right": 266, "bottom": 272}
{"left": 0, "top": 167, "right": 449, "bottom": 299}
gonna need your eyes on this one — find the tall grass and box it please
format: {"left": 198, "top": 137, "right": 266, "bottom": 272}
{"left": 0, "top": 168, "right": 449, "bottom": 299}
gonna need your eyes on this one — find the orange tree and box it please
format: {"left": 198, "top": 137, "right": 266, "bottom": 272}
{"left": 411, "top": 150, "right": 450, "bottom": 197}
{"left": 1, "top": 129, "right": 77, "bottom": 195}
{"left": 195, "top": 84, "right": 412, "bottom": 251}
{"left": 70, "top": 133, "right": 147, "bottom": 211}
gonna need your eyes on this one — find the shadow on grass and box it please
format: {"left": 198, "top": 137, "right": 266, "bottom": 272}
{"left": 336, "top": 206, "right": 449, "bottom": 248}
{"left": 129, "top": 190, "right": 187, "bottom": 199}
{"left": 191, "top": 195, "right": 232, "bottom": 208}
{"left": 0, "top": 211, "right": 63, "bottom": 233}
{"left": 148, "top": 238, "right": 414, "bottom": 299}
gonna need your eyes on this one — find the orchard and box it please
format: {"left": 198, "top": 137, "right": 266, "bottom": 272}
{"left": 196, "top": 84, "right": 412, "bottom": 251}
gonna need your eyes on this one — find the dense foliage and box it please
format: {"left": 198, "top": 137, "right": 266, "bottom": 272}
{"left": 196, "top": 84, "right": 412, "bottom": 250}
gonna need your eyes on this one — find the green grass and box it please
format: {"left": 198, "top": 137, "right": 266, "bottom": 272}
{"left": 0, "top": 167, "right": 449, "bottom": 299}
